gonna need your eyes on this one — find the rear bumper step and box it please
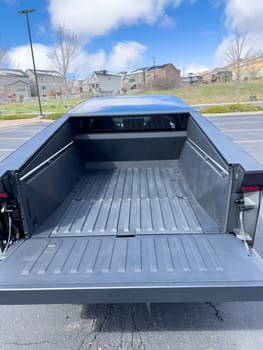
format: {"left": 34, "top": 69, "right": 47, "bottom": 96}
{"left": 0, "top": 234, "right": 263, "bottom": 304}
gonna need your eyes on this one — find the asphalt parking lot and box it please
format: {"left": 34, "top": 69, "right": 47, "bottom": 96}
{"left": 0, "top": 114, "right": 263, "bottom": 350}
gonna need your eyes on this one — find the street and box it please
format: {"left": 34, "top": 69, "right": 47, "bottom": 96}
{"left": 0, "top": 114, "right": 263, "bottom": 350}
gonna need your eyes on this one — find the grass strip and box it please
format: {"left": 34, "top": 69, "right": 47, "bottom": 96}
{"left": 200, "top": 104, "right": 263, "bottom": 114}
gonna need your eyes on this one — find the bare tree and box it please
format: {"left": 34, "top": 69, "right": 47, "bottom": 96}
{"left": 225, "top": 32, "right": 252, "bottom": 104}
{"left": 50, "top": 24, "right": 80, "bottom": 107}
{"left": 0, "top": 48, "right": 7, "bottom": 67}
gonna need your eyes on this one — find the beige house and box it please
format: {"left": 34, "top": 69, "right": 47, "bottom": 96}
{"left": 122, "top": 63, "right": 180, "bottom": 92}
{"left": 83, "top": 70, "right": 121, "bottom": 96}
{"left": 0, "top": 69, "right": 30, "bottom": 102}
{"left": 26, "top": 69, "right": 64, "bottom": 98}
{"left": 145, "top": 63, "right": 181, "bottom": 89}
{"left": 121, "top": 68, "right": 147, "bottom": 92}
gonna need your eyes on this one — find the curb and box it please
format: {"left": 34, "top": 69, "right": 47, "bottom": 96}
{"left": 203, "top": 111, "right": 263, "bottom": 117}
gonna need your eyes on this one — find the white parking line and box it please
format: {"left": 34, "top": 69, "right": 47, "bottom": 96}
{"left": 224, "top": 128, "right": 263, "bottom": 132}
{"left": 0, "top": 149, "right": 16, "bottom": 151}
{"left": 236, "top": 140, "right": 263, "bottom": 143}
{"left": 0, "top": 138, "right": 29, "bottom": 140}
{"left": 214, "top": 120, "right": 263, "bottom": 125}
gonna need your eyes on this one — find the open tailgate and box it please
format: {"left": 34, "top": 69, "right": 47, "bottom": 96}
{"left": 0, "top": 234, "right": 263, "bottom": 304}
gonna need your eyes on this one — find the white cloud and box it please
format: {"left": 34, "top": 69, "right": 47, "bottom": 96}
{"left": 160, "top": 14, "right": 176, "bottom": 28}
{"left": 107, "top": 41, "right": 147, "bottom": 72}
{"left": 225, "top": 0, "right": 263, "bottom": 34}
{"left": 7, "top": 44, "right": 55, "bottom": 71}
{"left": 75, "top": 50, "right": 106, "bottom": 77}
{"left": 184, "top": 62, "right": 209, "bottom": 74}
{"left": 48, "top": 0, "right": 182, "bottom": 40}
{"left": 6, "top": 41, "right": 147, "bottom": 77}
{"left": 214, "top": 36, "right": 233, "bottom": 66}
{"left": 215, "top": 0, "right": 263, "bottom": 66}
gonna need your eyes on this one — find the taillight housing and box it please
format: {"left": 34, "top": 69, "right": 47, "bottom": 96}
{"left": 0, "top": 192, "right": 8, "bottom": 199}
{"left": 241, "top": 185, "right": 261, "bottom": 192}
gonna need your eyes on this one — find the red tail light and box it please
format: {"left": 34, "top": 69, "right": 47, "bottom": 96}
{"left": 0, "top": 192, "right": 8, "bottom": 198}
{"left": 241, "top": 186, "right": 261, "bottom": 192}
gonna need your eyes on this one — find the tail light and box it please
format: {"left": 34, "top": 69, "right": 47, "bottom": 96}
{"left": 241, "top": 186, "right": 261, "bottom": 192}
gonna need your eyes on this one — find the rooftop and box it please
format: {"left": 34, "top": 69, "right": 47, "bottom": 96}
{"left": 0, "top": 69, "right": 27, "bottom": 77}
{"left": 26, "top": 69, "right": 63, "bottom": 77}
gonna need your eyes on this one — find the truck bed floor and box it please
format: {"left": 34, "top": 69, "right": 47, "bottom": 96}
{"left": 38, "top": 166, "right": 204, "bottom": 237}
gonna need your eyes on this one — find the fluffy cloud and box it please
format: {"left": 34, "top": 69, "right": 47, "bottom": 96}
{"left": 160, "top": 14, "right": 176, "bottom": 28}
{"left": 225, "top": 0, "right": 263, "bottom": 34}
{"left": 184, "top": 62, "right": 209, "bottom": 74}
{"left": 6, "top": 41, "right": 147, "bottom": 77}
{"left": 215, "top": 0, "right": 263, "bottom": 65}
{"left": 7, "top": 44, "right": 54, "bottom": 71}
{"left": 48, "top": 0, "right": 182, "bottom": 40}
{"left": 107, "top": 41, "right": 147, "bottom": 72}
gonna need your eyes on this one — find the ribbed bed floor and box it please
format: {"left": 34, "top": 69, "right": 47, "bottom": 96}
{"left": 38, "top": 166, "right": 203, "bottom": 237}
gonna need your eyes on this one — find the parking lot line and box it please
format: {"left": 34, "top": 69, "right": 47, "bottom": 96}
{"left": 236, "top": 140, "right": 263, "bottom": 143}
{"left": 0, "top": 148, "right": 16, "bottom": 151}
{"left": 214, "top": 120, "right": 263, "bottom": 125}
{"left": 0, "top": 138, "right": 29, "bottom": 140}
{"left": 222, "top": 128, "right": 263, "bottom": 132}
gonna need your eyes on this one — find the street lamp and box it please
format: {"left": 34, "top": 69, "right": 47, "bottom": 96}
{"left": 152, "top": 56, "right": 156, "bottom": 80}
{"left": 18, "top": 9, "right": 43, "bottom": 116}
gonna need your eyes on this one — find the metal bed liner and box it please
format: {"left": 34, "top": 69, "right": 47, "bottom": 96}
{"left": 37, "top": 164, "right": 209, "bottom": 237}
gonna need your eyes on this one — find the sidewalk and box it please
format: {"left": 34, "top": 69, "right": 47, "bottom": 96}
{"left": 0, "top": 117, "right": 51, "bottom": 129}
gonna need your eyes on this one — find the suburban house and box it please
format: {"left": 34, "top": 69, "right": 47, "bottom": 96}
{"left": 122, "top": 63, "right": 181, "bottom": 92}
{"left": 26, "top": 69, "right": 64, "bottom": 98}
{"left": 181, "top": 73, "right": 202, "bottom": 85}
{"left": 121, "top": 68, "right": 147, "bottom": 92}
{"left": 0, "top": 69, "right": 30, "bottom": 102}
{"left": 211, "top": 69, "right": 232, "bottom": 83}
{"left": 145, "top": 63, "right": 181, "bottom": 89}
{"left": 83, "top": 70, "right": 121, "bottom": 96}
{"left": 201, "top": 69, "right": 232, "bottom": 84}
{"left": 68, "top": 79, "right": 84, "bottom": 96}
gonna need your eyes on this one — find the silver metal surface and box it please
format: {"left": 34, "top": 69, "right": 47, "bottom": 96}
{"left": 19, "top": 141, "right": 74, "bottom": 181}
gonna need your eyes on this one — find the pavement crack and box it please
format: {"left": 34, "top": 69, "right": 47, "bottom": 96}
{"left": 131, "top": 304, "right": 146, "bottom": 350}
{"left": 206, "top": 302, "right": 224, "bottom": 322}
{"left": 3, "top": 340, "right": 58, "bottom": 346}
{"left": 86, "top": 304, "right": 112, "bottom": 350}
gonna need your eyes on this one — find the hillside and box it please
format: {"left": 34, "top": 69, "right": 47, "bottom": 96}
{"left": 201, "top": 54, "right": 263, "bottom": 80}
{"left": 225, "top": 54, "right": 263, "bottom": 79}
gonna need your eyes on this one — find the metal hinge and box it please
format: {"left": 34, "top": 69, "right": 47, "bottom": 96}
{"left": 234, "top": 198, "right": 255, "bottom": 255}
{"left": 0, "top": 202, "right": 17, "bottom": 259}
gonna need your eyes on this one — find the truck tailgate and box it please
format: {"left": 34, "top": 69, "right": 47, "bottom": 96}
{"left": 0, "top": 234, "right": 263, "bottom": 304}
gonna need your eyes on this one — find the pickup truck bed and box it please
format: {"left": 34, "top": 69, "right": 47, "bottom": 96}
{"left": 38, "top": 163, "right": 204, "bottom": 237}
{"left": 0, "top": 95, "right": 263, "bottom": 304}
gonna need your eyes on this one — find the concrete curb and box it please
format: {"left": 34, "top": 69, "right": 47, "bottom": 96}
{"left": 203, "top": 111, "right": 263, "bottom": 117}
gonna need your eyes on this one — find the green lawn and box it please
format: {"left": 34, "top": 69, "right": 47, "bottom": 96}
{"left": 200, "top": 104, "right": 263, "bottom": 114}
{"left": 142, "top": 79, "right": 263, "bottom": 105}
{"left": 0, "top": 97, "right": 85, "bottom": 116}
{"left": 0, "top": 79, "right": 262, "bottom": 118}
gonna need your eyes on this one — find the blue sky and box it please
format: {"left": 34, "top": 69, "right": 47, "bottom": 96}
{"left": 0, "top": 0, "right": 262, "bottom": 78}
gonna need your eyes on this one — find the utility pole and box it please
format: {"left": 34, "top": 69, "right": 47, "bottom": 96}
{"left": 19, "top": 9, "right": 43, "bottom": 116}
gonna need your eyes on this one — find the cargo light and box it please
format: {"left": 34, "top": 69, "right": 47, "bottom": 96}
{"left": 241, "top": 186, "right": 261, "bottom": 192}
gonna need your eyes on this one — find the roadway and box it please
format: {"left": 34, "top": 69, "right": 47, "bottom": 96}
{"left": 0, "top": 114, "right": 263, "bottom": 350}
